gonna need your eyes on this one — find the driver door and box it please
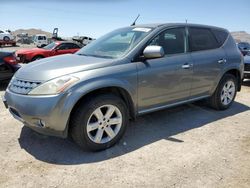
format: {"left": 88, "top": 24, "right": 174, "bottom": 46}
{"left": 136, "top": 27, "right": 194, "bottom": 113}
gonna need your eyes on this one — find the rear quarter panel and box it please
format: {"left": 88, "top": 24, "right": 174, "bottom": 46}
{"left": 210, "top": 35, "right": 244, "bottom": 93}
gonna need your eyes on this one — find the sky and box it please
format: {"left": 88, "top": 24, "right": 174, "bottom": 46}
{"left": 1, "top": 0, "right": 250, "bottom": 38}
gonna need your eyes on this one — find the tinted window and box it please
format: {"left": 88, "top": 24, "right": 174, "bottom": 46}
{"left": 149, "top": 28, "right": 185, "bottom": 55}
{"left": 67, "top": 43, "right": 80, "bottom": 49}
{"left": 57, "top": 43, "right": 79, "bottom": 50}
{"left": 211, "top": 29, "right": 228, "bottom": 46}
{"left": 189, "top": 28, "right": 219, "bottom": 51}
{"left": 238, "top": 42, "right": 250, "bottom": 49}
{"left": 57, "top": 43, "right": 68, "bottom": 50}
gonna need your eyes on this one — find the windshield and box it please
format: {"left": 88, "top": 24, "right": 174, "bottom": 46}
{"left": 43, "top": 42, "right": 57, "bottom": 50}
{"left": 76, "top": 27, "right": 152, "bottom": 59}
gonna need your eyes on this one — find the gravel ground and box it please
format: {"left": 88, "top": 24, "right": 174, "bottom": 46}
{"left": 0, "top": 45, "right": 250, "bottom": 187}
{"left": 0, "top": 82, "right": 249, "bottom": 188}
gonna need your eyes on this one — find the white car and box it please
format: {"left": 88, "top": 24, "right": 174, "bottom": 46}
{"left": 0, "top": 30, "right": 15, "bottom": 41}
{"left": 33, "top": 34, "right": 48, "bottom": 48}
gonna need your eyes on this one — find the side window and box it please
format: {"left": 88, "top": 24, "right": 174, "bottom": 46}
{"left": 68, "top": 43, "right": 80, "bottom": 49}
{"left": 211, "top": 29, "right": 228, "bottom": 46}
{"left": 149, "top": 28, "right": 186, "bottom": 55}
{"left": 57, "top": 43, "right": 76, "bottom": 50}
{"left": 189, "top": 27, "right": 219, "bottom": 51}
{"left": 57, "top": 44, "right": 67, "bottom": 50}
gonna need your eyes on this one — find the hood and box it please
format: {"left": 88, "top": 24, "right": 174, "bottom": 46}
{"left": 0, "top": 51, "right": 14, "bottom": 58}
{"left": 244, "top": 55, "right": 250, "bottom": 64}
{"left": 16, "top": 48, "right": 47, "bottom": 54}
{"left": 15, "top": 54, "right": 114, "bottom": 81}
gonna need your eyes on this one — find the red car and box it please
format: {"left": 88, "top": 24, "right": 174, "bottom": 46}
{"left": 16, "top": 41, "right": 81, "bottom": 63}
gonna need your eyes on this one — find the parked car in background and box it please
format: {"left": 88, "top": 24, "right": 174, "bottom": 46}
{"left": 0, "top": 51, "right": 20, "bottom": 81}
{"left": 15, "top": 41, "right": 81, "bottom": 63}
{"left": 238, "top": 42, "right": 250, "bottom": 56}
{"left": 72, "top": 36, "right": 94, "bottom": 46}
{"left": 0, "top": 30, "right": 15, "bottom": 41}
{"left": 243, "top": 53, "right": 250, "bottom": 80}
{"left": 4, "top": 23, "right": 243, "bottom": 151}
{"left": 33, "top": 34, "right": 48, "bottom": 48}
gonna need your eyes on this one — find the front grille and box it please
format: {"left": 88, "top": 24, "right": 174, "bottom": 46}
{"left": 9, "top": 78, "right": 41, "bottom": 94}
{"left": 245, "top": 64, "right": 250, "bottom": 72}
{"left": 16, "top": 54, "right": 26, "bottom": 63}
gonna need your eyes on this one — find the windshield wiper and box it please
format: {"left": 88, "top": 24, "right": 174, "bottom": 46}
{"left": 77, "top": 53, "right": 89, "bottom": 56}
{"left": 78, "top": 53, "right": 113, "bottom": 59}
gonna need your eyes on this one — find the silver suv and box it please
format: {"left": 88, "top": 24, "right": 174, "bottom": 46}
{"left": 3, "top": 23, "right": 244, "bottom": 151}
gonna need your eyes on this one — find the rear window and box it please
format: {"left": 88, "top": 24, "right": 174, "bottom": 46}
{"left": 211, "top": 29, "right": 228, "bottom": 46}
{"left": 189, "top": 27, "right": 219, "bottom": 52}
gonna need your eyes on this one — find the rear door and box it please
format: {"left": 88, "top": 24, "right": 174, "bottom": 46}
{"left": 137, "top": 27, "right": 194, "bottom": 112}
{"left": 188, "top": 27, "right": 227, "bottom": 97}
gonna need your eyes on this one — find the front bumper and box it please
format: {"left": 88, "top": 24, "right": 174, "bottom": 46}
{"left": 15, "top": 54, "right": 29, "bottom": 63}
{"left": 3, "top": 89, "right": 71, "bottom": 138}
{"left": 244, "top": 71, "right": 250, "bottom": 78}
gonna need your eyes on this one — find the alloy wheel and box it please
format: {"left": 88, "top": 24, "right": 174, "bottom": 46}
{"left": 86, "top": 104, "right": 122, "bottom": 144}
{"left": 221, "top": 80, "right": 236, "bottom": 106}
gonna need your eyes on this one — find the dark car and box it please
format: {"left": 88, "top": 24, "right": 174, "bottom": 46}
{"left": 0, "top": 51, "right": 20, "bottom": 81}
{"left": 238, "top": 42, "right": 250, "bottom": 56}
{"left": 243, "top": 54, "right": 250, "bottom": 80}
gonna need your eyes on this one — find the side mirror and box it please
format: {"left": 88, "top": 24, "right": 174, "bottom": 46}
{"left": 143, "top": 45, "right": 164, "bottom": 59}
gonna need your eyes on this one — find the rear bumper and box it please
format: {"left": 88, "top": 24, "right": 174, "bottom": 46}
{"left": 3, "top": 89, "right": 70, "bottom": 138}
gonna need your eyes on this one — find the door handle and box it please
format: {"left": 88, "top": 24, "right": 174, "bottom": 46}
{"left": 218, "top": 58, "right": 227, "bottom": 64}
{"left": 182, "top": 63, "right": 193, "bottom": 69}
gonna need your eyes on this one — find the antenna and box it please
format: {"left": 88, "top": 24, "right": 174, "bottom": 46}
{"left": 185, "top": 19, "right": 188, "bottom": 24}
{"left": 131, "top": 14, "right": 140, "bottom": 26}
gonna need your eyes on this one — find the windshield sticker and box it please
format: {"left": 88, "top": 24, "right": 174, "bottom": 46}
{"left": 132, "top": 28, "right": 151, "bottom": 32}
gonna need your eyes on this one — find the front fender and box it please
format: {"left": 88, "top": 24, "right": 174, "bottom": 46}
{"left": 57, "top": 76, "right": 137, "bottom": 135}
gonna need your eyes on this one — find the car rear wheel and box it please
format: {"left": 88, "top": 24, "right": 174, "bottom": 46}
{"left": 209, "top": 74, "right": 237, "bottom": 110}
{"left": 70, "top": 94, "right": 128, "bottom": 151}
{"left": 3, "top": 36, "right": 10, "bottom": 41}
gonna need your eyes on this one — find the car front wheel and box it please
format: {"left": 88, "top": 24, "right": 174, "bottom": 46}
{"left": 70, "top": 94, "right": 128, "bottom": 151}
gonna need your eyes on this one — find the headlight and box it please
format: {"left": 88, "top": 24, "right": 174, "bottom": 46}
{"left": 28, "top": 75, "right": 79, "bottom": 95}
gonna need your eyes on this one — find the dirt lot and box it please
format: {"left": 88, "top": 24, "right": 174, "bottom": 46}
{"left": 0, "top": 45, "right": 250, "bottom": 188}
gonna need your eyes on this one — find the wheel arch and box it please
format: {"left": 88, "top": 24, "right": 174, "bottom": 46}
{"left": 69, "top": 86, "right": 136, "bottom": 120}
{"left": 225, "top": 69, "right": 241, "bottom": 91}
{"left": 211, "top": 68, "right": 242, "bottom": 95}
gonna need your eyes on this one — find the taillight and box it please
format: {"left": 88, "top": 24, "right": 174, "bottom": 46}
{"left": 3, "top": 56, "right": 17, "bottom": 65}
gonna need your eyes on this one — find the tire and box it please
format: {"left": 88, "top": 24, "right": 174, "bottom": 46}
{"left": 70, "top": 94, "right": 128, "bottom": 151}
{"left": 32, "top": 55, "right": 44, "bottom": 61}
{"left": 209, "top": 74, "right": 237, "bottom": 110}
{"left": 3, "top": 36, "right": 10, "bottom": 41}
